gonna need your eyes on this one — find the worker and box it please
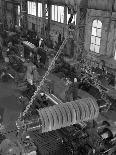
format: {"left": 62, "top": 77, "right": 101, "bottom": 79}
{"left": 39, "top": 38, "right": 44, "bottom": 48}
{"left": 65, "top": 77, "right": 79, "bottom": 102}
{"left": 24, "top": 60, "right": 40, "bottom": 85}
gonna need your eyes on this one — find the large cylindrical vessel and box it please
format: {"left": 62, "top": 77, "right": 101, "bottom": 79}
{"left": 32, "top": 97, "right": 99, "bottom": 133}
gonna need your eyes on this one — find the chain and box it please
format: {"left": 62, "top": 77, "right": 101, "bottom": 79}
{"left": 21, "top": 37, "right": 68, "bottom": 119}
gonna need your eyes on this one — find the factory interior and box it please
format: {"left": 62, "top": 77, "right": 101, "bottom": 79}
{"left": 1, "top": 0, "right": 116, "bottom": 154}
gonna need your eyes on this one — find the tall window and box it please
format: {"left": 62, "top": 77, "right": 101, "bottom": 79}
{"left": 38, "top": 3, "right": 42, "bottom": 17}
{"left": 90, "top": 20, "right": 102, "bottom": 53}
{"left": 27, "top": 1, "right": 36, "bottom": 16}
{"left": 67, "top": 9, "right": 77, "bottom": 25}
{"left": 51, "top": 5, "right": 64, "bottom": 23}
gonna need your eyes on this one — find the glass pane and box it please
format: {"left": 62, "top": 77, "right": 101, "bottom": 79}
{"left": 61, "top": 6, "right": 64, "bottom": 23}
{"left": 41, "top": 4, "right": 42, "bottom": 17}
{"left": 93, "top": 20, "right": 97, "bottom": 27}
{"left": 32, "top": 2, "right": 36, "bottom": 16}
{"left": 95, "top": 45, "right": 100, "bottom": 53}
{"left": 34, "top": 3, "right": 36, "bottom": 16}
{"left": 38, "top": 3, "right": 42, "bottom": 17}
{"left": 97, "top": 28, "right": 101, "bottom": 37}
{"left": 92, "top": 27, "right": 97, "bottom": 36}
{"left": 58, "top": 6, "right": 62, "bottom": 22}
{"left": 74, "top": 14, "right": 77, "bottom": 25}
{"left": 52, "top": 5, "right": 54, "bottom": 20}
{"left": 28, "top": 1, "right": 30, "bottom": 14}
{"left": 59, "top": 6, "right": 64, "bottom": 23}
{"left": 31, "top": 3, "right": 33, "bottom": 15}
{"left": 91, "top": 36, "right": 95, "bottom": 44}
{"left": 38, "top": 3, "right": 40, "bottom": 16}
{"left": 90, "top": 43, "right": 95, "bottom": 51}
{"left": 18, "top": 5, "right": 20, "bottom": 15}
{"left": 29, "top": 2, "right": 31, "bottom": 14}
{"left": 27, "top": 1, "right": 29, "bottom": 14}
{"left": 96, "top": 37, "right": 101, "bottom": 46}
{"left": 97, "top": 20, "right": 102, "bottom": 28}
{"left": 54, "top": 5, "right": 58, "bottom": 21}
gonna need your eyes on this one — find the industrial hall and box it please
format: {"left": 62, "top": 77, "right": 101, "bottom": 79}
{"left": 1, "top": 0, "right": 116, "bottom": 154}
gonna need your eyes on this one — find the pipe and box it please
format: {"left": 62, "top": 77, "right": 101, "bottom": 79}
{"left": 26, "top": 97, "right": 99, "bottom": 133}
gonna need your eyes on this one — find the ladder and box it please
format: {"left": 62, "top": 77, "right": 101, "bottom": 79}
{"left": 21, "top": 37, "right": 68, "bottom": 118}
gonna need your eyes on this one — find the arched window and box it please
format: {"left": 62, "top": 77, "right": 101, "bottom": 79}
{"left": 90, "top": 20, "right": 102, "bottom": 53}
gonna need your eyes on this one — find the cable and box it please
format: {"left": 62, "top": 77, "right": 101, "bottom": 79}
{"left": 21, "top": 37, "right": 68, "bottom": 119}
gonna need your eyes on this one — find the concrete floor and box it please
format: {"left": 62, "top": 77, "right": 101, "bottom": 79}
{"left": 0, "top": 84, "right": 22, "bottom": 142}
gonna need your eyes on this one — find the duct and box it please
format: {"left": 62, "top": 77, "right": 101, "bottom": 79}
{"left": 26, "top": 97, "right": 99, "bottom": 133}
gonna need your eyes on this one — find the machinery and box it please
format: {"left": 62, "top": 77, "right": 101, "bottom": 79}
{"left": 58, "top": 120, "right": 116, "bottom": 155}
{"left": 14, "top": 95, "right": 116, "bottom": 155}
{"left": 0, "top": 19, "right": 116, "bottom": 155}
{"left": 0, "top": 91, "right": 116, "bottom": 155}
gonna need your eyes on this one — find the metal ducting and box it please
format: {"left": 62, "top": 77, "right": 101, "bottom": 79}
{"left": 36, "top": 97, "right": 99, "bottom": 133}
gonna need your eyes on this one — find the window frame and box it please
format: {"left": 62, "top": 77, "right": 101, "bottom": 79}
{"left": 51, "top": 5, "right": 64, "bottom": 23}
{"left": 38, "top": 2, "right": 42, "bottom": 17}
{"left": 27, "top": 1, "right": 36, "bottom": 16}
{"left": 90, "top": 19, "right": 102, "bottom": 54}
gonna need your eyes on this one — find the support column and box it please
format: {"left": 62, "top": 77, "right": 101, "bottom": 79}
{"left": 2, "top": 0, "right": 7, "bottom": 29}
{"left": 42, "top": 0, "right": 46, "bottom": 36}
{"left": 47, "top": 0, "right": 51, "bottom": 35}
{"left": 75, "top": 1, "right": 88, "bottom": 60}
{"left": 20, "top": 0, "right": 27, "bottom": 29}
{"left": 36, "top": 0, "right": 38, "bottom": 32}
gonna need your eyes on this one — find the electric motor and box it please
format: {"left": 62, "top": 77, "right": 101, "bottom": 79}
{"left": 25, "top": 97, "right": 99, "bottom": 133}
